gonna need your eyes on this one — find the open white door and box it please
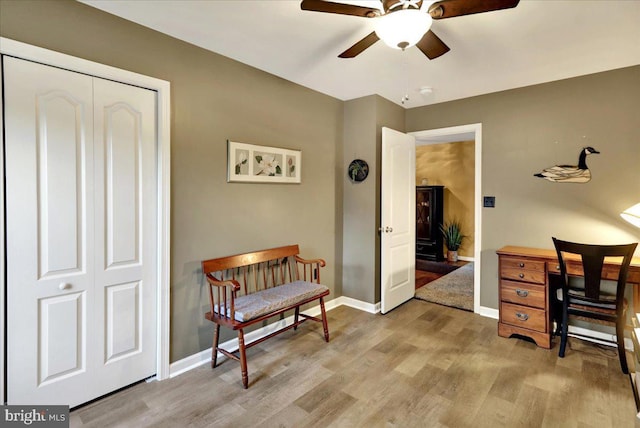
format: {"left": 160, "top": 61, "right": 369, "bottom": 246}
{"left": 381, "top": 127, "right": 416, "bottom": 314}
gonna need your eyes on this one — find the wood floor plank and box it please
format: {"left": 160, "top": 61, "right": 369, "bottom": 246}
{"left": 70, "top": 300, "right": 638, "bottom": 427}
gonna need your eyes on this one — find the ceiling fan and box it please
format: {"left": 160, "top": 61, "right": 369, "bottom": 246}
{"left": 301, "top": 0, "right": 520, "bottom": 59}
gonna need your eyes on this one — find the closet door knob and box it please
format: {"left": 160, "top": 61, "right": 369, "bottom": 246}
{"left": 59, "top": 282, "right": 72, "bottom": 290}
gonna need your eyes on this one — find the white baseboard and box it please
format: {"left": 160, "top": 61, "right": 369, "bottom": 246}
{"left": 479, "top": 306, "right": 499, "bottom": 319}
{"left": 567, "top": 325, "right": 634, "bottom": 351}
{"left": 338, "top": 296, "right": 380, "bottom": 314}
{"left": 458, "top": 256, "right": 474, "bottom": 262}
{"left": 169, "top": 295, "right": 377, "bottom": 378}
{"left": 478, "top": 307, "right": 630, "bottom": 349}
{"left": 170, "top": 295, "right": 630, "bottom": 379}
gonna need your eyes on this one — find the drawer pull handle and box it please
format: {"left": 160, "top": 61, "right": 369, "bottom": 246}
{"left": 519, "top": 262, "right": 525, "bottom": 268}
{"left": 556, "top": 265, "right": 560, "bottom": 270}
{"left": 518, "top": 273, "right": 525, "bottom": 279}
{"left": 515, "top": 289, "right": 529, "bottom": 297}
{"left": 515, "top": 312, "right": 529, "bottom": 321}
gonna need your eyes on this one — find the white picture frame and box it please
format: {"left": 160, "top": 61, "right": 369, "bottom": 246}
{"left": 227, "top": 140, "right": 301, "bottom": 183}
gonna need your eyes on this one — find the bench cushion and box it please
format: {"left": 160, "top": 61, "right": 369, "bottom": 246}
{"left": 215, "top": 280, "right": 329, "bottom": 322}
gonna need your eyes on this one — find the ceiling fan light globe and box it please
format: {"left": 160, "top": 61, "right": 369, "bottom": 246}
{"left": 375, "top": 9, "right": 432, "bottom": 50}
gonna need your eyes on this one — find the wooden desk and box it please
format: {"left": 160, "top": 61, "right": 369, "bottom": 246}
{"left": 496, "top": 245, "right": 640, "bottom": 349}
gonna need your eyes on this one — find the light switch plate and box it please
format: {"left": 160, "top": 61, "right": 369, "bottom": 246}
{"left": 483, "top": 196, "right": 496, "bottom": 208}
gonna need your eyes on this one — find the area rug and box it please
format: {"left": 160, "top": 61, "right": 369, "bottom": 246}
{"left": 415, "top": 262, "right": 474, "bottom": 311}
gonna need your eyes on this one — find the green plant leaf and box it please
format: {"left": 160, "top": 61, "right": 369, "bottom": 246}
{"left": 276, "top": 165, "right": 282, "bottom": 174}
{"left": 235, "top": 164, "right": 240, "bottom": 174}
{"left": 255, "top": 155, "right": 262, "bottom": 163}
{"left": 440, "top": 220, "right": 466, "bottom": 251}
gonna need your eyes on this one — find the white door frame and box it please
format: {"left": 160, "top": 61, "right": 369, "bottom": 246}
{"left": 410, "top": 123, "right": 482, "bottom": 314}
{"left": 0, "top": 37, "right": 172, "bottom": 404}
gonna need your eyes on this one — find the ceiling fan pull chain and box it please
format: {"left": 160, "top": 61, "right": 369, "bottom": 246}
{"left": 401, "top": 51, "right": 410, "bottom": 105}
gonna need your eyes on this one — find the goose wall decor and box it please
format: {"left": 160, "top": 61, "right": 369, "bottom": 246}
{"left": 534, "top": 146, "right": 600, "bottom": 183}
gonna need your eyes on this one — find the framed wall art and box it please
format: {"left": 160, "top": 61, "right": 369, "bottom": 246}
{"left": 227, "top": 140, "right": 301, "bottom": 183}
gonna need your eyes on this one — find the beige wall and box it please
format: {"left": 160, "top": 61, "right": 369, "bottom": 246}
{"left": 342, "top": 95, "right": 404, "bottom": 304}
{"left": 416, "top": 141, "right": 475, "bottom": 258}
{"left": 407, "top": 66, "right": 640, "bottom": 309}
{"left": 2, "top": 0, "right": 639, "bottom": 359}
{"left": 0, "top": 0, "right": 343, "bottom": 362}
{"left": 342, "top": 96, "right": 377, "bottom": 303}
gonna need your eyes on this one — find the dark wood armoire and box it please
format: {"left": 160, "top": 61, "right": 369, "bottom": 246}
{"left": 416, "top": 185, "right": 444, "bottom": 261}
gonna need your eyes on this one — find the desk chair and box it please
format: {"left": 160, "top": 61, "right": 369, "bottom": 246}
{"left": 553, "top": 237, "right": 638, "bottom": 374}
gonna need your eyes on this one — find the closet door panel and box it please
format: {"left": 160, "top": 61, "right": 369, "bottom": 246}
{"left": 5, "top": 56, "right": 95, "bottom": 406}
{"left": 93, "top": 78, "right": 157, "bottom": 386}
{"left": 104, "top": 104, "right": 140, "bottom": 268}
{"left": 37, "top": 92, "right": 87, "bottom": 276}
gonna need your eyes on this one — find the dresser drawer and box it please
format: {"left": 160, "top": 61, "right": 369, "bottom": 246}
{"left": 501, "top": 257, "right": 545, "bottom": 272}
{"left": 501, "top": 267, "right": 546, "bottom": 284}
{"left": 416, "top": 241, "right": 436, "bottom": 253}
{"left": 500, "top": 257, "right": 546, "bottom": 284}
{"left": 500, "top": 302, "right": 546, "bottom": 332}
{"left": 501, "top": 280, "right": 546, "bottom": 309}
{"left": 548, "top": 261, "right": 640, "bottom": 284}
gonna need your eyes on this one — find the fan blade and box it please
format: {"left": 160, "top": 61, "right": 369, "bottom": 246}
{"left": 301, "top": 0, "right": 381, "bottom": 17}
{"left": 339, "top": 31, "right": 380, "bottom": 58}
{"left": 429, "top": 0, "right": 519, "bottom": 19}
{"left": 415, "top": 30, "right": 450, "bottom": 59}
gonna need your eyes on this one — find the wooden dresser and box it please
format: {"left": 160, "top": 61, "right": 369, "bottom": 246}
{"left": 497, "top": 247, "right": 553, "bottom": 348}
{"left": 497, "top": 245, "right": 640, "bottom": 349}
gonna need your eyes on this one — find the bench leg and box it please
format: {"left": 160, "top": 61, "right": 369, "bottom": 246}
{"left": 238, "top": 329, "right": 249, "bottom": 388}
{"left": 294, "top": 306, "right": 300, "bottom": 330}
{"left": 211, "top": 324, "right": 221, "bottom": 368}
{"left": 320, "top": 297, "right": 329, "bottom": 342}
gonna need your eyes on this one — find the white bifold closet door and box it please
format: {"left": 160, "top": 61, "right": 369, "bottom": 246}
{"left": 4, "top": 56, "right": 157, "bottom": 407}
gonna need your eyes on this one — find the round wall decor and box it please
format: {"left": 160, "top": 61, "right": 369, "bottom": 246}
{"left": 348, "top": 159, "right": 369, "bottom": 182}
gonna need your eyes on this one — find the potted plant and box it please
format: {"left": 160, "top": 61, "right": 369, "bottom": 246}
{"left": 440, "top": 220, "right": 466, "bottom": 262}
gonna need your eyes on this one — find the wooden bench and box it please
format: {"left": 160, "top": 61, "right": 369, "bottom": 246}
{"left": 202, "top": 244, "right": 330, "bottom": 388}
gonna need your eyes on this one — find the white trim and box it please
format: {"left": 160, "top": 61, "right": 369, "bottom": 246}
{"left": 481, "top": 306, "right": 633, "bottom": 349}
{"left": 0, "top": 38, "right": 172, "bottom": 393}
{"left": 457, "top": 256, "right": 474, "bottom": 262}
{"left": 0, "top": 57, "right": 5, "bottom": 405}
{"left": 479, "top": 306, "right": 499, "bottom": 319}
{"left": 339, "top": 296, "right": 380, "bottom": 314}
{"left": 168, "top": 297, "right": 632, "bottom": 378}
{"left": 169, "top": 296, "right": 378, "bottom": 377}
{"left": 410, "top": 123, "right": 483, "bottom": 315}
{"left": 567, "top": 325, "right": 634, "bottom": 351}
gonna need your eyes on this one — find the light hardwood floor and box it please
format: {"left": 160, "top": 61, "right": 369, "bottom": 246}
{"left": 71, "top": 300, "right": 637, "bottom": 427}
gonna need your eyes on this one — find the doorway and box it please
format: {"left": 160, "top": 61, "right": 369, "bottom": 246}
{"left": 409, "top": 124, "right": 482, "bottom": 313}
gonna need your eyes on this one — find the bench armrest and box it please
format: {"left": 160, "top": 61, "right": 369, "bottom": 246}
{"left": 294, "top": 255, "right": 326, "bottom": 267}
{"left": 205, "top": 273, "right": 241, "bottom": 291}
{"left": 205, "top": 273, "right": 241, "bottom": 320}
{"left": 294, "top": 255, "right": 326, "bottom": 283}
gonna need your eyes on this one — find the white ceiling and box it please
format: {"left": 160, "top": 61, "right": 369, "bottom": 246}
{"left": 81, "top": 0, "right": 640, "bottom": 109}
